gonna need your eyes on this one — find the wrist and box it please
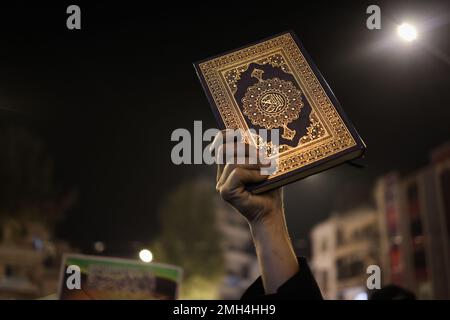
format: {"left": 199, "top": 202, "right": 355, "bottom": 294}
{"left": 249, "top": 208, "right": 289, "bottom": 242}
{"left": 248, "top": 207, "right": 299, "bottom": 294}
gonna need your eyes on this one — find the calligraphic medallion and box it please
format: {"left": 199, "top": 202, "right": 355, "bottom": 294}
{"left": 242, "top": 69, "right": 303, "bottom": 140}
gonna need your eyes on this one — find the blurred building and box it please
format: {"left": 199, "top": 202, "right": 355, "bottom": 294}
{"left": 216, "top": 200, "right": 259, "bottom": 299}
{"left": 0, "top": 219, "right": 74, "bottom": 299}
{"left": 0, "top": 119, "right": 78, "bottom": 299}
{"left": 310, "top": 207, "right": 380, "bottom": 299}
{"left": 375, "top": 142, "right": 450, "bottom": 299}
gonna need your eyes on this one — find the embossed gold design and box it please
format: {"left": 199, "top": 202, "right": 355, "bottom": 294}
{"left": 198, "top": 33, "right": 357, "bottom": 178}
{"left": 224, "top": 65, "right": 250, "bottom": 94}
{"left": 257, "top": 53, "right": 291, "bottom": 73}
{"left": 300, "top": 112, "right": 325, "bottom": 144}
{"left": 223, "top": 53, "right": 291, "bottom": 94}
{"left": 241, "top": 69, "right": 303, "bottom": 140}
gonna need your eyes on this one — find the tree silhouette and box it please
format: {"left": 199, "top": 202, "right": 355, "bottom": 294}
{"left": 0, "top": 124, "right": 74, "bottom": 230}
{"left": 152, "top": 178, "right": 224, "bottom": 298}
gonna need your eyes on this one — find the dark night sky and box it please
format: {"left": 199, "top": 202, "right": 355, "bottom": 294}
{"left": 0, "top": 1, "right": 449, "bottom": 255}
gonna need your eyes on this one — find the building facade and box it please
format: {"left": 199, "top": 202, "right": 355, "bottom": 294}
{"left": 375, "top": 143, "right": 450, "bottom": 299}
{"left": 310, "top": 207, "right": 380, "bottom": 299}
{"left": 0, "top": 219, "right": 74, "bottom": 299}
{"left": 216, "top": 200, "right": 259, "bottom": 299}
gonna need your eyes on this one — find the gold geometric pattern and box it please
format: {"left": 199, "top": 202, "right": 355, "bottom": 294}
{"left": 223, "top": 53, "right": 291, "bottom": 94}
{"left": 300, "top": 112, "right": 325, "bottom": 144}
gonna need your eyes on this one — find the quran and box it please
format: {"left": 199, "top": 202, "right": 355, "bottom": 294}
{"left": 194, "top": 31, "right": 365, "bottom": 193}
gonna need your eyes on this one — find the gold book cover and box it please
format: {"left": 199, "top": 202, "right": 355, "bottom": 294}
{"left": 194, "top": 31, "right": 365, "bottom": 193}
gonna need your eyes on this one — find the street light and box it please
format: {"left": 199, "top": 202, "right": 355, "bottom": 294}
{"left": 93, "top": 241, "right": 105, "bottom": 253}
{"left": 139, "top": 249, "right": 153, "bottom": 263}
{"left": 397, "top": 23, "right": 417, "bottom": 42}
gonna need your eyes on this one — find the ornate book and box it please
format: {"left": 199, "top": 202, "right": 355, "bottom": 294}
{"left": 194, "top": 31, "right": 365, "bottom": 193}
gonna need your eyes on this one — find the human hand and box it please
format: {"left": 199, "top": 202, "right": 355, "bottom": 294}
{"left": 212, "top": 130, "right": 283, "bottom": 227}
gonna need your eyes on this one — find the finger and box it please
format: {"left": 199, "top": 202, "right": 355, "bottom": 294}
{"left": 215, "top": 141, "right": 242, "bottom": 183}
{"left": 211, "top": 129, "right": 248, "bottom": 157}
{"left": 216, "top": 141, "right": 264, "bottom": 165}
{"left": 216, "top": 143, "right": 226, "bottom": 184}
{"left": 216, "top": 160, "right": 265, "bottom": 189}
{"left": 220, "top": 167, "right": 269, "bottom": 196}
{"left": 216, "top": 141, "right": 270, "bottom": 184}
{"left": 209, "top": 129, "right": 241, "bottom": 154}
{"left": 217, "top": 162, "right": 225, "bottom": 185}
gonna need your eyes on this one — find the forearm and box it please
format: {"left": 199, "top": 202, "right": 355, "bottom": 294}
{"left": 249, "top": 209, "right": 299, "bottom": 294}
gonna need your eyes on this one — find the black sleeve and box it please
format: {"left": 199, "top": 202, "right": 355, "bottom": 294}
{"left": 241, "top": 257, "right": 323, "bottom": 300}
